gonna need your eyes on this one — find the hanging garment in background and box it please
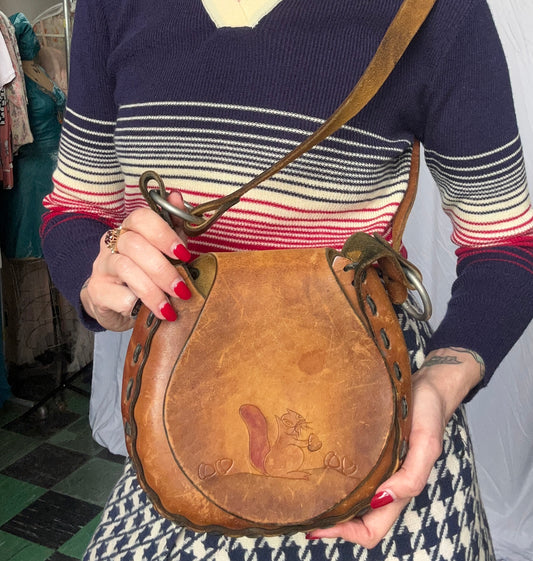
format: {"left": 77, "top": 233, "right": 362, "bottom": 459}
{"left": 0, "top": 31, "right": 15, "bottom": 85}
{"left": 0, "top": 33, "right": 15, "bottom": 189}
{"left": 0, "top": 13, "right": 66, "bottom": 258}
{"left": 0, "top": 78, "right": 65, "bottom": 257}
{"left": 0, "top": 88, "right": 14, "bottom": 189}
{"left": 0, "top": 12, "right": 33, "bottom": 156}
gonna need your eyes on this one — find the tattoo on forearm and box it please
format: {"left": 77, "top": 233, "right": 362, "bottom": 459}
{"left": 81, "top": 277, "right": 91, "bottom": 291}
{"left": 421, "top": 347, "right": 485, "bottom": 380}
{"left": 449, "top": 347, "right": 485, "bottom": 379}
{"left": 421, "top": 356, "right": 462, "bottom": 368}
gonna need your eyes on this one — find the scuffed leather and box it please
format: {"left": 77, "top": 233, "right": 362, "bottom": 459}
{"left": 122, "top": 239, "right": 413, "bottom": 536}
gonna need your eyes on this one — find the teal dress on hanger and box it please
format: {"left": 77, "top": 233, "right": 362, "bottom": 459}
{"left": 0, "top": 13, "right": 66, "bottom": 259}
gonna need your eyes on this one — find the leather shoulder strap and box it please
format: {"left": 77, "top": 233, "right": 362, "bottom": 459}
{"left": 179, "top": 0, "right": 437, "bottom": 238}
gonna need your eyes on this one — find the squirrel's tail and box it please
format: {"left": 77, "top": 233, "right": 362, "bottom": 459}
{"left": 239, "top": 404, "right": 270, "bottom": 473}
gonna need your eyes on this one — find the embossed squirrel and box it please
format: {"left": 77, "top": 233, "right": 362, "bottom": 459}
{"left": 239, "top": 404, "right": 322, "bottom": 480}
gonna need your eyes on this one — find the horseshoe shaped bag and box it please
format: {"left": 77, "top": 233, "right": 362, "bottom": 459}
{"left": 121, "top": 0, "right": 435, "bottom": 537}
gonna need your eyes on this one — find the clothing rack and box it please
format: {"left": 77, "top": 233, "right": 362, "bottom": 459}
{"left": 2, "top": 2, "right": 89, "bottom": 418}
{"left": 33, "top": 3, "right": 64, "bottom": 24}
{"left": 33, "top": 0, "right": 74, "bottom": 82}
{"left": 62, "top": 0, "right": 71, "bottom": 81}
{"left": 18, "top": 267, "right": 91, "bottom": 421}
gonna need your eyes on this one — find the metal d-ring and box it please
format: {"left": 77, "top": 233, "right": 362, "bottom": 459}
{"left": 149, "top": 191, "right": 204, "bottom": 224}
{"left": 401, "top": 266, "right": 432, "bottom": 322}
{"left": 138, "top": 170, "right": 205, "bottom": 226}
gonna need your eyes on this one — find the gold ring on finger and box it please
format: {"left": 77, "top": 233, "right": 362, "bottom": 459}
{"left": 104, "top": 226, "right": 127, "bottom": 254}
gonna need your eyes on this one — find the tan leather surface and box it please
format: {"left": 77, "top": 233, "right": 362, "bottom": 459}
{"left": 391, "top": 141, "right": 420, "bottom": 251}
{"left": 123, "top": 240, "right": 413, "bottom": 535}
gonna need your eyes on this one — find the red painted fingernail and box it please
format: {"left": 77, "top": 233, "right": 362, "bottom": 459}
{"left": 173, "top": 243, "right": 191, "bottom": 262}
{"left": 160, "top": 302, "right": 177, "bottom": 322}
{"left": 370, "top": 490, "right": 394, "bottom": 509}
{"left": 173, "top": 281, "right": 191, "bottom": 300}
{"left": 305, "top": 533, "right": 319, "bottom": 540}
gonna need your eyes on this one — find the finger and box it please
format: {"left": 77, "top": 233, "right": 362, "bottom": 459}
{"left": 82, "top": 281, "right": 139, "bottom": 332}
{"left": 99, "top": 252, "right": 180, "bottom": 322}
{"left": 364, "top": 378, "right": 444, "bottom": 504}
{"left": 306, "top": 501, "right": 409, "bottom": 547}
{"left": 106, "top": 229, "right": 192, "bottom": 302}
{"left": 380, "top": 383, "right": 444, "bottom": 497}
{"left": 122, "top": 206, "right": 191, "bottom": 262}
{"left": 93, "top": 280, "right": 139, "bottom": 316}
{"left": 359, "top": 429, "right": 440, "bottom": 522}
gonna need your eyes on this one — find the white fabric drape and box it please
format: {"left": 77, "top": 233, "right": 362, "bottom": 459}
{"left": 0, "top": 32, "right": 15, "bottom": 86}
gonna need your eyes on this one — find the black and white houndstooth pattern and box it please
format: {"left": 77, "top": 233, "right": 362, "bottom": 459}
{"left": 83, "top": 309, "right": 495, "bottom": 561}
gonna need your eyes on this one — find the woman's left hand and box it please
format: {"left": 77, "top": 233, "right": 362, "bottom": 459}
{"left": 305, "top": 347, "right": 484, "bottom": 547}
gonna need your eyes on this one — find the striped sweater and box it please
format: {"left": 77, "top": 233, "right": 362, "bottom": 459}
{"left": 41, "top": 0, "right": 533, "bottom": 394}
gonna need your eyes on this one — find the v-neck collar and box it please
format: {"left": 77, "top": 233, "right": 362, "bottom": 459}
{"left": 201, "top": 0, "right": 284, "bottom": 28}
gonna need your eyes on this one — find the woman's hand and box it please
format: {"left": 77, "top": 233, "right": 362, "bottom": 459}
{"left": 305, "top": 347, "right": 485, "bottom": 547}
{"left": 80, "top": 192, "right": 192, "bottom": 331}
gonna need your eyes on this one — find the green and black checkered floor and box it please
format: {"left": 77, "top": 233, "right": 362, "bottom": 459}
{"left": 0, "top": 366, "right": 124, "bottom": 561}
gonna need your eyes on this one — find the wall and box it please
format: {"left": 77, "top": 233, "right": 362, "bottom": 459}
{"left": 0, "top": 0, "right": 58, "bottom": 22}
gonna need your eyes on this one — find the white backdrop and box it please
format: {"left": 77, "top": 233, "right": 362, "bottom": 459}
{"left": 403, "top": 2, "right": 533, "bottom": 560}
{"left": 85, "top": 1, "right": 533, "bottom": 559}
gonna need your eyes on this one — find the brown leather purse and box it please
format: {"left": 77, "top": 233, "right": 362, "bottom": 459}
{"left": 121, "top": 0, "right": 435, "bottom": 537}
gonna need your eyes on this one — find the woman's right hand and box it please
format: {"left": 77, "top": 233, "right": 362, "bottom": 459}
{"left": 80, "top": 192, "right": 192, "bottom": 331}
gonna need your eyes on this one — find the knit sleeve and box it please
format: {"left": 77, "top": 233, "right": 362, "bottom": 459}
{"left": 420, "top": 0, "right": 533, "bottom": 396}
{"left": 41, "top": 0, "right": 122, "bottom": 330}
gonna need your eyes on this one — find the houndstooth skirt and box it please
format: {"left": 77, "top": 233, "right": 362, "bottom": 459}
{"left": 83, "top": 309, "right": 495, "bottom": 561}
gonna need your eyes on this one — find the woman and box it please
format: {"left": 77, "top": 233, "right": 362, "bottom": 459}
{"left": 41, "top": 0, "right": 533, "bottom": 559}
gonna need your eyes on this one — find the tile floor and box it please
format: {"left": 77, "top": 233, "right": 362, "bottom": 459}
{"left": 0, "top": 365, "right": 125, "bottom": 561}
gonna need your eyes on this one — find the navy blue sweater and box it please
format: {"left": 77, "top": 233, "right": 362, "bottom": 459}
{"left": 41, "top": 0, "right": 533, "bottom": 396}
